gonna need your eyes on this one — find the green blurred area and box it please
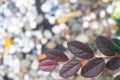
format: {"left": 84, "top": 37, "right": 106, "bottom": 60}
{"left": 112, "top": 0, "right": 120, "bottom": 27}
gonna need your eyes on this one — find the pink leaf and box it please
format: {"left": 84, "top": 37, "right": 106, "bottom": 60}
{"left": 39, "top": 59, "right": 58, "bottom": 71}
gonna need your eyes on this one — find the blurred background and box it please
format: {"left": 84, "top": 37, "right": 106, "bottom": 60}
{"left": 0, "top": 0, "right": 120, "bottom": 80}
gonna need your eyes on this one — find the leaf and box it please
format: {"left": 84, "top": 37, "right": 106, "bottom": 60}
{"left": 112, "top": 38, "right": 120, "bottom": 53}
{"left": 45, "top": 50, "right": 69, "bottom": 62}
{"left": 114, "top": 75, "right": 120, "bottom": 80}
{"left": 60, "top": 60, "right": 81, "bottom": 78}
{"left": 95, "top": 36, "right": 115, "bottom": 56}
{"left": 81, "top": 58, "right": 105, "bottom": 78}
{"left": 106, "top": 57, "right": 120, "bottom": 70}
{"left": 39, "top": 59, "right": 58, "bottom": 71}
{"left": 67, "top": 40, "right": 94, "bottom": 59}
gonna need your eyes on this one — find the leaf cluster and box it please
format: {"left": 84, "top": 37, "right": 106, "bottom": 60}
{"left": 39, "top": 36, "right": 120, "bottom": 80}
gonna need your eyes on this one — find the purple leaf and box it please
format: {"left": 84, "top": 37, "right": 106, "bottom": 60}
{"left": 60, "top": 60, "right": 81, "bottom": 78}
{"left": 45, "top": 50, "right": 69, "bottom": 62}
{"left": 106, "top": 57, "right": 120, "bottom": 70}
{"left": 95, "top": 36, "right": 115, "bottom": 56}
{"left": 39, "top": 59, "right": 58, "bottom": 71}
{"left": 81, "top": 58, "right": 105, "bottom": 78}
{"left": 67, "top": 40, "right": 94, "bottom": 59}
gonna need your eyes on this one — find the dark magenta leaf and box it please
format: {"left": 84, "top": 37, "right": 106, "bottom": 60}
{"left": 112, "top": 38, "right": 120, "bottom": 53}
{"left": 106, "top": 57, "right": 120, "bottom": 70}
{"left": 67, "top": 40, "right": 94, "bottom": 59}
{"left": 39, "top": 59, "right": 58, "bottom": 71}
{"left": 60, "top": 60, "right": 81, "bottom": 78}
{"left": 45, "top": 50, "right": 69, "bottom": 62}
{"left": 95, "top": 36, "right": 115, "bottom": 56}
{"left": 114, "top": 75, "right": 120, "bottom": 80}
{"left": 81, "top": 58, "right": 105, "bottom": 78}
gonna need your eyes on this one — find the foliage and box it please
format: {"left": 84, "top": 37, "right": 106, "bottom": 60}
{"left": 39, "top": 36, "right": 120, "bottom": 80}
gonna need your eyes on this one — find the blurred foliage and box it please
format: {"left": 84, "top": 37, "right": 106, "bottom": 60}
{"left": 112, "top": 0, "right": 120, "bottom": 35}
{"left": 112, "top": 38, "right": 120, "bottom": 54}
{"left": 112, "top": 0, "right": 120, "bottom": 22}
